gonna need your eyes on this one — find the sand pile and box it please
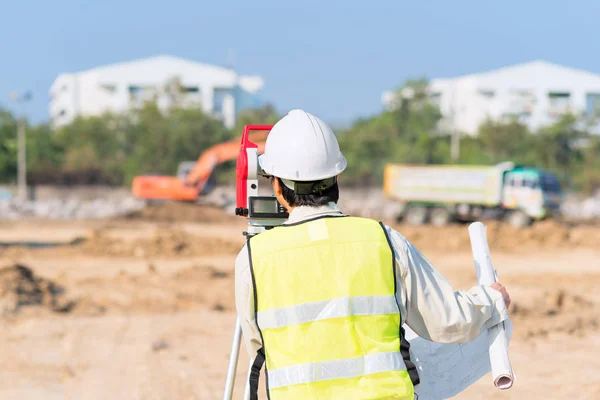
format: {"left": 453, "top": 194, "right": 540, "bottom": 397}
{"left": 72, "top": 264, "right": 235, "bottom": 316}
{"left": 398, "top": 219, "right": 600, "bottom": 252}
{"left": 0, "top": 263, "right": 235, "bottom": 319}
{"left": 77, "top": 228, "right": 241, "bottom": 258}
{"left": 512, "top": 290, "right": 598, "bottom": 339}
{"left": 0, "top": 264, "right": 76, "bottom": 317}
{"left": 124, "top": 201, "right": 236, "bottom": 223}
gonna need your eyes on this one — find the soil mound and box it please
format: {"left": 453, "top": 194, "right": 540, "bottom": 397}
{"left": 0, "top": 263, "right": 235, "bottom": 319}
{"left": 0, "top": 264, "right": 76, "bottom": 316}
{"left": 397, "top": 219, "right": 600, "bottom": 252}
{"left": 125, "top": 201, "right": 235, "bottom": 223}
{"left": 512, "top": 290, "right": 598, "bottom": 339}
{"left": 78, "top": 228, "right": 241, "bottom": 258}
{"left": 73, "top": 264, "right": 235, "bottom": 316}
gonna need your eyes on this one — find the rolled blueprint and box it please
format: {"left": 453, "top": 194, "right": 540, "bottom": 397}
{"left": 468, "top": 222, "right": 515, "bottom": 390}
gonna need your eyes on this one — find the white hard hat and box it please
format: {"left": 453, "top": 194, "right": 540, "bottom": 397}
{"left": 259, "top": 109, "right": 347, "bottom": 186}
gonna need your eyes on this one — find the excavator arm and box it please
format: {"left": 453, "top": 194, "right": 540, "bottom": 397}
{"left": 132, "top": 131, "right": 269, "bottom": 201}
{"left": 184, "top": 131, "right": 268, "bottom": 191}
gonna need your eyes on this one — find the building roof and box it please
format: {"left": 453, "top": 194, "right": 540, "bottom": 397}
{"left": 432, "top": 60, "right": 600, "bottom": 90}
{"left": 50, "top": 55, "right": 264, "bottom": 94}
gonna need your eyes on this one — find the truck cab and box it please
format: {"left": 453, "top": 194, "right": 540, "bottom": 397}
{"left": 501, "top": 168, "right": 562, "bottom": 224}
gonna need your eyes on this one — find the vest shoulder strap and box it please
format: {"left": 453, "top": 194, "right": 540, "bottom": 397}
{"left": 249, "top": 347, "right": 265, "bottom": 400}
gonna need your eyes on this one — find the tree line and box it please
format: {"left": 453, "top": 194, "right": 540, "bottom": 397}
{"left": 0, "top": 79, "right": 599, "bottom": 194}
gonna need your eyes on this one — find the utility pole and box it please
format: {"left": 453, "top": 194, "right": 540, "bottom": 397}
{"left": 10, "top": 91, "right": 32, "bottom": 203}
{"left": 450, "top": 127, "right": 460, "bottom": 162}
{"left": 227, "top": 48, "right": 239, "bottom": 129}
{"left": 17, "top": 116, "right": 26, "bottom": 202}
{"left": 449, "top": 85, "right": 460, "bottom": 162}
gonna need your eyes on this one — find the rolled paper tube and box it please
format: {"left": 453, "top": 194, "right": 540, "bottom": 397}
{"left": 468, "top": 222, "right": 515, "bottom": 390}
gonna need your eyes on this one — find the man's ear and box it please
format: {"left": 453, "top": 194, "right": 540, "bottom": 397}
{"left": 272, "top": 177, "right": 293, "bottom": 212}
{"left": 272, "top": 177, "right": 283, "bottom": 198}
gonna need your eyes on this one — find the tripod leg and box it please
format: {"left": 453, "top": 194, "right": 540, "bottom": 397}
{"left": 222, "top": 317, "right": 243, "bottom": 400}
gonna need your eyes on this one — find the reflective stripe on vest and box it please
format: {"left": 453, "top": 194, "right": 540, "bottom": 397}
{"left": 268, "top": 351, "right": 405, "bottom": 389}
{"left": 257, "top": 295, "right": 399, "bottom": 330}
{"left": 248, "top": 216, "right": 415, "bottom": 400}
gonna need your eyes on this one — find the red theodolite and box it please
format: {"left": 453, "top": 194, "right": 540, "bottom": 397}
{"left": 234, "top": 124, "right": 289, "bottom": 238}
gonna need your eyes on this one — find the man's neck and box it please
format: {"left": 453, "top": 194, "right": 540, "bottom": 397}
{"left": 285, "top": 203, "right": 343, "bottom": 225}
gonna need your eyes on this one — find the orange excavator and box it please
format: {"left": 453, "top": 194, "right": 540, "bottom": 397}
{"left": 132, "top": 130, "right": 269, "bottom": 201}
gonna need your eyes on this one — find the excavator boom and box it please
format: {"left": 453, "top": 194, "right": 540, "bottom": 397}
{"left": 184, "top": 131, "right": 268, "bottom": 189}
{"left": 132, "top": 130, "right": 269, "bottom": 201}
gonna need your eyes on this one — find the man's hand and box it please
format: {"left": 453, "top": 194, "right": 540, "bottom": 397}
{"left": 491, "top": 282, "right": 511, "bottom": 308}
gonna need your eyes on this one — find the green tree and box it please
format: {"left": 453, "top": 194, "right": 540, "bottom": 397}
{"left": 457, "top": 136, "right": 489, "bottom": 165}
{"left": 532, "top": 114, "right": 587, "bottom": 187}
{"left": 0, "top": 109, "right": 18, "bottom": 182}
{"left": 52, "top": 112, "right": 124, "bottom": 184}
{"left": 338, "top": 78, "right": 445, "bottom": 184}
{"left": 577, "top": 135, "right": 600, "bottom": 194}
{"left": 388, "top": 78, "right": 444, "bottom": 163}
{"left": 122, "top": 101, "right": 231, "bottom": 183}
{"left": 337, "top": 111, "right": 398, "bottom": 184}
{"left": 232, "top": 103, "right": 280, "bottom": 134}
{"left": 477, "top": 119, "right": 532, "bottom": 163}
{"left": 26, "top": 123, "right": 65, "bottom": 184}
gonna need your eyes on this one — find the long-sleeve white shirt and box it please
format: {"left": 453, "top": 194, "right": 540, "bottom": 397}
{"left": 234, "top": 202, "right": 509, "bottom": 358}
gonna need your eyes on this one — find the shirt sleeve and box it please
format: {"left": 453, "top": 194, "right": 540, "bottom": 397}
{"left": 234, "top": 243, "right": 264, "bottom": 357}
{"left": 384, "top": 224, "right": 509, "bottom": 344}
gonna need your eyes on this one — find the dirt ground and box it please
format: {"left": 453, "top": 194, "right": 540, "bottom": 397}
{"left": 0, "top": 203, "right": 599, "bottom": 399}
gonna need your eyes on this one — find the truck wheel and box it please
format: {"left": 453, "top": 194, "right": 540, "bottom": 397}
{"left": 405, "top": 206, "right": 428, "bottom": 225}
{"left": 505, "top": 210, "right": 532, "bottom": 228}
{"left": 430, "top": 207, "right": 452, "bottom": 226}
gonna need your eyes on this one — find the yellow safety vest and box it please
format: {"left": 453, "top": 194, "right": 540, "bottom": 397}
{"left": 247, "top": 215, "right": 417, "bottom": 400}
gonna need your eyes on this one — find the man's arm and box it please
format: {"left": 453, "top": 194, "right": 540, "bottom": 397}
{"left": 234, "top": 243, "right": 264, "bottom": 357}
{"left": 384, "top": 225, "right": 509, "bottom": 343}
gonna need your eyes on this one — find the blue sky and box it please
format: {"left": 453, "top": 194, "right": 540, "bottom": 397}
{"left": 1, "top": 0, "right": 599, "bottom": 126}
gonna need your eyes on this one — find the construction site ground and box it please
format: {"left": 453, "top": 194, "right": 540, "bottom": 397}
{"left": 0, "top": 202, "right": 599, "bottom": 399}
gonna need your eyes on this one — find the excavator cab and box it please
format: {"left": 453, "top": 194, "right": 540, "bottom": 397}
{"left": 176, "top": 161, "right": 197, "bottom": 182}
{"left": 176, "top": 161, "right": 216, "bottom": 196}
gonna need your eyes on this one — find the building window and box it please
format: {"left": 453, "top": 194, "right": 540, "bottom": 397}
{"left": 58, "top": 109, "right": 67, "bottom": 117}
{"left": 478, "top": 89, "right": 495, "bottom": 98}
{"left": 100, "top": 84, "right": 117, "bottom": 93}
{"left": 429, "top": 91, "right": 442, "bottom": 104}
{"left": 213, "top": 88, "right": 230, "bottom": 114}
{"left": 128, "top": 86, "right": 156, "bottom": 104}
{"left": 184, "top": 86, "right": 199, "bottom": 93}
{"left": 548, "top": 92, "right": 571, "bottom": 116}
{"left": 585, "top": 93, "right": 600, "bottom": 118}
{"left": 522, "top": 177, "right": 538, "bottom": 189}
{"left": 506, "top": 89, "right": 535, "bottom": 115}
{"left": 128, "top": 85, "right": 142, "bottom": 94}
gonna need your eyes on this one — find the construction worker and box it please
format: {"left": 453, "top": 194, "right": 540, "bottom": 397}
{"left": 235, "top": 109, "right": 511, "bottom": 400}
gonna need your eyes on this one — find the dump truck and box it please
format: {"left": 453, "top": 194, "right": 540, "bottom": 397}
{"left": 383, "top": 161, "right": 562, "bottom": 227}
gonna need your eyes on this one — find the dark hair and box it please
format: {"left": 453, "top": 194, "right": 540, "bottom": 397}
{"left": 277, "top": 178, "right": 339, "bottom": 207}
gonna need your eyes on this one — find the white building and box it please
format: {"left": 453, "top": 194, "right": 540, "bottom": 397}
{"left": 49, "top": 55, "right": 265, "bottom": 129}
{"left": 382, "top": 60, "right": 600, "bottom": 136}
